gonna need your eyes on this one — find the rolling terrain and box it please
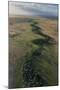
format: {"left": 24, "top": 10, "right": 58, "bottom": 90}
{"left": 9, "top": 16, "right": 58, "bottom": 88}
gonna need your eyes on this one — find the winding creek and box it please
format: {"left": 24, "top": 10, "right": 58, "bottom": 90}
{"left": 22, "top": 20, "right": 56, "bottom": 87}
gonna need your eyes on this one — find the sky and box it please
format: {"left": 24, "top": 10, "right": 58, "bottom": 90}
{"left": 9, "top": 2, "right": 58, "bottom": 18}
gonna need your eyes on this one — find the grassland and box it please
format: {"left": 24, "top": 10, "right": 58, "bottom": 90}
{"left": 9, "top": 16, "right": 58, "bottom": 88}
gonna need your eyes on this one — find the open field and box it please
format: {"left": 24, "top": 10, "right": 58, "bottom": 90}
{"left": 9, "top": 16, "right": 58, "bottom": 88}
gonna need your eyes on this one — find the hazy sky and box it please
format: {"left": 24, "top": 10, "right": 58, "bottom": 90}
{"left": 9, "top": 2, "right": 58, "bottom": 18}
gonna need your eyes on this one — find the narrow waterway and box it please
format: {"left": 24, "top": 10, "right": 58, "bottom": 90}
{"left": 22, "top": 20, "right": 56, "bottom": 87}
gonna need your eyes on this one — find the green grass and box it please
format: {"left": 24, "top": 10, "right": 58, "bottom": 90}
{"left": 9, "top": 17, "right": 58, "bottom": 88}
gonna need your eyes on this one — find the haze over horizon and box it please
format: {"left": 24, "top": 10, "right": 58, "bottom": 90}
{"left": 9, "top": 2, "right": 58, "bottom": 18}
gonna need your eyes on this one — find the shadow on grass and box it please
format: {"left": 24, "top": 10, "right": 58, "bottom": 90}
{"left": 32, "top": 38, "right": 56, "bottom": 46}
{"left": 31, "top": 25, "right": 41, "bottom": 34}
{"left": 30, "top": 21, "right": 56, "bottom": 42}
{"left": 22, "top": 20, "right": 56, "bottom": 87}
{"left": 15, "top": 20, "right": 57, "bottom": 88}
{"left": 22, "top": 50, "right": 48, "bottom": 87}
